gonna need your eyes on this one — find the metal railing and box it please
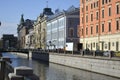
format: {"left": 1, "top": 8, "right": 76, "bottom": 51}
{"left": 0, "top": 60, "right": 14, "bottom": 80}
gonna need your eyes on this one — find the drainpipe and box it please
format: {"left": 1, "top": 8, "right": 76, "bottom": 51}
{"left": 63, "top": 12, "right": 66, "bottom": 54}
{"left": 98, "top": 0, "right": 101, "bottom": 50}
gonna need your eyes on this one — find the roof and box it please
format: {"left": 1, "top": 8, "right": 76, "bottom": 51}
{"left": 47, "top": 5, "right": 79, "bottom": 21}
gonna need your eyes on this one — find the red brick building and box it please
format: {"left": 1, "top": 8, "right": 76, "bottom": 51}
{"left": 80, "top": 0, "right": 120, "bottom": 51}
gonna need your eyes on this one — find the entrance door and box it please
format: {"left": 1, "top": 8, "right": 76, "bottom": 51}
{"left": 91, "top": 43, "right": 92, "bottom": 50}
{"left": 116, "top": 41, "right": 119, "bottom": 51}
{"left": 77, "top": 43, "right": 83, "bottom": 51}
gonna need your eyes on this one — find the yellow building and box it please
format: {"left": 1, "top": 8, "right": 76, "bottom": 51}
{"left": 34, "top": 7, "right": 53, "bottom": 49}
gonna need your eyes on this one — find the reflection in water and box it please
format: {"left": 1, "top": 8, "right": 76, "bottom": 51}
{"left": 2, "top": 52, "right": 120, "bottom": 80}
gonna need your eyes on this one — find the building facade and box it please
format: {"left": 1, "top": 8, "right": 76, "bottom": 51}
{"left": 46, "top": 6, "right": 80, "bottom": 51}
{"left": 34, "top": 7, "right": 54, "bottom": 49}
{"left": 2, "top": 34, "right": 17, "bottom": 50}
{"left": 25, "top": 29, "right": 35, "bottom": 49}
{"left": 80, "top": 0, "right": 120, "bottom": 51}
{"left": 17, "top": 14, "right": 35, "bottom": 49}
{"left": 0, "top": 39, "right": 3, "bottom": 49}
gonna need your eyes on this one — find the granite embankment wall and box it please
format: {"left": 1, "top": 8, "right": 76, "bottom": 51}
{"left": 32, "top": 51, "right": 49, "bottom": 61}
{"left": 12, "top": 52, "right": 120, "bottom": 78}
{"left": 49, "top": 54, "right": 120, "bottom": 78}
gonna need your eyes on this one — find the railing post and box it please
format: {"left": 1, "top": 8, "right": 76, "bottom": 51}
{"left": 109, "top": 52, "right": 112, "bottom": 59}
{"left": 93, "top": 51, "right": 96, "bottom": 57}
{"left": 81, "top": 50, "right": 84, "bottom": 56}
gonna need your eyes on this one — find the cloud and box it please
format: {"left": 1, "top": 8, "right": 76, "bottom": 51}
{"left": 0, "top": 22, "right": 17, "bottom": 38}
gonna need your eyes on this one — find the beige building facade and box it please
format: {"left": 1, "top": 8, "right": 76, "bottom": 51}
{"left": 34, "top": 16, "right": 47, "bottom": 49}
{"left": 34, "top": 7, "right": 54, "bottom": 49}
{"left": 34, "top": 17, "right": 41, "bottom": 49}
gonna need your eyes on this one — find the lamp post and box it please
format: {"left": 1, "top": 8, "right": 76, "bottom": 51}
{"left": 0, "top": 21, "right": 1, "bottom": 26}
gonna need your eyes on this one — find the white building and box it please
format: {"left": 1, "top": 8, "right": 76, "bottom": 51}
{"left": 46, "top": 6, "right": 80, "bottom": 51}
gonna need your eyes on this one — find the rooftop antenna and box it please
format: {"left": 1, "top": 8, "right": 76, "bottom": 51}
{"left": 46, "top": 1, "right": 48, "bottom": 8}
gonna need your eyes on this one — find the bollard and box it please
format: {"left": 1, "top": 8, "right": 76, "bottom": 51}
{"left": 29, "top": 51, "right": 32, "bottom": 59}
{"left": 81, "top": 50, "right": 84, "bottom": 56}
{"left": 93, "top": 51, "right": 96, "bottom": 57}
{"left": 13, "top": 66, "right": 39, "bottom": 80}
{"left": 109, "top": 52, "right": 112, "bottom": 59}
{"left": 1, "top": 61, "right": 6, "bottom": 80}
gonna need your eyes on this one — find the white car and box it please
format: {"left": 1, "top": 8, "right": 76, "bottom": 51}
{"left": 103, "top": 51, "right": 114, "bottom": 57}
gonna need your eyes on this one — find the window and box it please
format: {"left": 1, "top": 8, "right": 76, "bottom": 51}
{"left": 86, "top": 15, "right": 88, "bottom": 23}
{"left": 96, "top": 25, "right": 98, "bottom": 33}
{"left": 86, "top": 27, "right": 88, "bottom": 35}
{"left": 82, "top": 17, "right": 84, "bottom": 23}
{"left": 96, "top": 43, "right": 98, "bottom": 49}
{"left": 116, "top": 20, "right": 119, "bottom": 30}
{"left": 106, "top": 0, "right": 108, "bottom": 4}
{"left": 91, "top": 4, "right": 93, "bottom": 9}
{"left": 108, "top": 6, "right": 111, "bottom": 16}
{"left": 82, "top": 8, "right": 84, "bottom": 12}
{"left": 108, "top": 22, "right": 111, "bottom": 32}
{"left": 69, "top": 19, "right": 73, "bottom": 26}
{"left": 116, "top": 3, "right": 120, "bottom": 14}
{"left": 91, "top": 13, "right": 93, "bottom": 21}
{"left": 93, "top": 42, "right": 95, "bottom": 47}
{"left": 102, "top": 0, "right": 104, "bottom": 5}
{"left": 116, "top": 41, "right": 119, "bottom": 51}
{"left": 82, "top": 28, "right": 83, "bottom": 35}
{"left": 96, "top": 1, "right": 99, "bottom": 7}
{"left": 109, "top": 0, "right": 111, "bottom": 2}
{"left": 96, "top": 11, "right": 99, "bottom": 20}
{"left": 102, "top": 9, "right": 104, "bottom": 18}
{"left": 82, "top": 0, "right": 84, "bottom": 3}
{"left": 69, "top": 28, "right": 74, "bottom": 37}
{"left": 77, "top": 26, "right": 80, "bottom": 37}
{"left": 102, "top": 23, "right": 104, "bottom": 32}
{"left": 91, "top": 26, "right": 93, "bottom": 34}
{"left": 94, "top": 2, "right": 96, "bottom": 8}
{"left": 86, "top": 6, "right": 88, "bottom": 11}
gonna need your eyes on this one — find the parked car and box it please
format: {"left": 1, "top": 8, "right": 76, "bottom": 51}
{"left": 103, "top": 50, "right": 115, "bottom": 57}
{"left": 95, "top": 49, "right": 103, "bottom": 56}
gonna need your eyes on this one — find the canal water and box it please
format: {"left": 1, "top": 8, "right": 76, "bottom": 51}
{"left": 2, "top": 52, "right": 120, "bottom": 80}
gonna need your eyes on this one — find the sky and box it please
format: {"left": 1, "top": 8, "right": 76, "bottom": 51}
{"left": 0, "top": 0, "right": 79, "bottom": 38}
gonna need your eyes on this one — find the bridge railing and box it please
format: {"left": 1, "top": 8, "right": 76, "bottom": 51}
{"left": 47, "top": 49, "right": 120, "bottom": 58}
{"left": 2, "top": 48, "right": 120, "bottom": 59}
